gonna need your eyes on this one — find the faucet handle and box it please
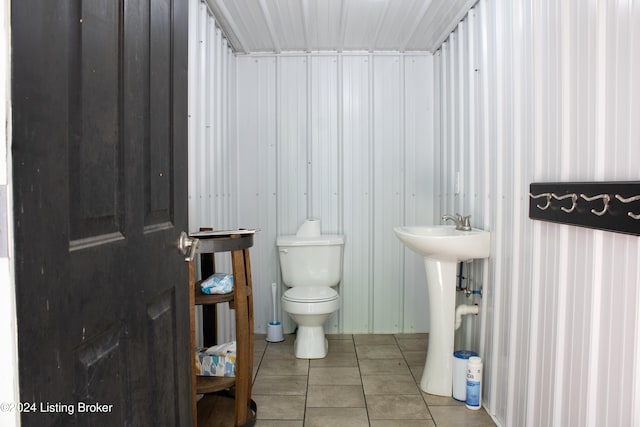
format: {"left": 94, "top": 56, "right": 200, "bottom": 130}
{"left": 462, "top": 215, "right": 472, "bottom": 230}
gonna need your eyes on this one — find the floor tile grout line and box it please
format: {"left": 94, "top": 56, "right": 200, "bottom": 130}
{"left": 350, "top": 334, "right": 374, "bottom": 426}
{"left": 252, "top": 339, "right": 267, "bottom": 386}
{"left": 302, "top": 343, "right": 310, "bottom": 426}
{"left": 395, "top": 333, "right": 437, "bottom": 424}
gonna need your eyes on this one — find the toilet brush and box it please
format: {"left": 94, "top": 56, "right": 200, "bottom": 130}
{"left": 266, "top": 282, "right": 284, "bottom": 342}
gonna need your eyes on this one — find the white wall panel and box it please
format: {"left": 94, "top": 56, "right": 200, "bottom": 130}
{"left": 341, "top": 55, "right": 373, "bottom": 333}
{"left": 277, "top": 56, "right": 309, "bottom": 236}
{"left": 235, "top": 56, "right": 278, "bottom": 340}
{"left": 309, "top": 56, "right": 340, "bottom": 233}
{"left": 234, "top": 53, "right": 434, "bottom": 334}
{"left": 435, "top": 1, "right": 640, "bottom": 426}
{"left": 403, "top": 55, "right": 434, "bottom": 332}
{"left": 372, "top": 56, "right": 403, "bottom": 332}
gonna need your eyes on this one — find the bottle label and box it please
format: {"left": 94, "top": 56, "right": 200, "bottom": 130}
{"left": 466, "top": 380, "right": 481, "bottom": 407}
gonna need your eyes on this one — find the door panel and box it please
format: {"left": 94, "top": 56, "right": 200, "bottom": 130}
{"left": 69, "top": 0, "right": 123, "bottom": 242}
{"left": 147, "top": 0, "right": 173, "bottom": 227}
{"left": 74, "top": 322, "right": 129, "bottom": 424}
{"left": 146, "top": 289, "right": 181, "bottom": 424}
{"left": 12, "top": 0, "right": 191, "bottom": 425}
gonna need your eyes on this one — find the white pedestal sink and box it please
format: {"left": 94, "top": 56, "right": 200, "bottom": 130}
{"left": 394, "top": 225, "right": 490, "bottom": 396}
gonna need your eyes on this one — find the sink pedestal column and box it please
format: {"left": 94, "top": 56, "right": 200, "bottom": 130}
{"left": 420, "top": 258, "right": 457, "bottom": 396}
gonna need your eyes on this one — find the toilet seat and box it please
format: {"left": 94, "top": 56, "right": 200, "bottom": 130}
{"left": 282, "top": 286, "right": 338, "bottom": 303}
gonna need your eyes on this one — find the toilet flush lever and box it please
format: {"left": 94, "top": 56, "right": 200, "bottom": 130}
{"left": 279, "top": 248, "right": 288, "bottom": 254}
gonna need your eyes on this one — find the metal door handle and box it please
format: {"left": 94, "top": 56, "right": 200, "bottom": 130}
{"left": 178, "top": 231, "right": 199, "bottom": 262}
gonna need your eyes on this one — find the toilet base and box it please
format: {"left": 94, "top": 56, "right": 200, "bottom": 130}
{"left": 293, "top": 325, "right": 328, "bottom": 359}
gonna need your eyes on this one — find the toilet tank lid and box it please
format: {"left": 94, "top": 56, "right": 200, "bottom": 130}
{"left": 277, "top": 234, "right": 344, "bottom": 246}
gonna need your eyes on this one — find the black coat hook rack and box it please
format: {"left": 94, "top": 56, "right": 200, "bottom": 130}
{"left": 529, "top": 181, "right": 640, "bottom": 236}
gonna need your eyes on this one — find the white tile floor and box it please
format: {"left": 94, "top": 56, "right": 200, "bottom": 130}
{"left": 251, "top": 333, "right": 496, "bottom": 427}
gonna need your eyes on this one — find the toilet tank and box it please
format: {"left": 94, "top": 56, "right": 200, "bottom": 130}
{"left": 277, "top": 235, "right": 344, "bottom": 287}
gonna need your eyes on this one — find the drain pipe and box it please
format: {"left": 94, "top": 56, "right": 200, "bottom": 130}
{"left": 455, "top": 304, "right": 479, "bottom": 330}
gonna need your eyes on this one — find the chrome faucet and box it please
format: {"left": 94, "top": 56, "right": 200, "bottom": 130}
{"left": 442, "top": 213, "right": 472, "bottom": 231}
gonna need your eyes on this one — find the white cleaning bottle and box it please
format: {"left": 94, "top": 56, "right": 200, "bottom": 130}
{"left": 466, "top": 356, "right": 483, "bottom": 410}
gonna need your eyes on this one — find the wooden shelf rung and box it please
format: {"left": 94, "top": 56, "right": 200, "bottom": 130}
{"left": 194, "top": 280, "right": 234, "bottom": 305}
{"left": 196, "top": 375, "right": 236, "bottom": 394}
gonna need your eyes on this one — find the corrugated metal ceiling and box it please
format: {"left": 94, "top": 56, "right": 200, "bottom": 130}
{"left": 205, "top": 0, "right": 478, "bottom": 54}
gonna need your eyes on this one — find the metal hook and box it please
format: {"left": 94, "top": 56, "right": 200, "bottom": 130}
{"left": 614, "top": 194, "right": 640, "bottom": 220}
{"left": 580, "top": 193, "right": 610, "bottom": 216}
{"left": 552, "top": 193, "right": 578, "bottom": 213}
{"left": 529, "top": 192, "right": 551, "bottom": 210}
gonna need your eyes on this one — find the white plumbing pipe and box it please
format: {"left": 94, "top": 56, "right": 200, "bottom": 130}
{"left": 455, "top": 304, "right": 479, "bottom": 330}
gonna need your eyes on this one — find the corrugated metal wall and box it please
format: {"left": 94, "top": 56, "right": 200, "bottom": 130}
{"left": 235, "top": 53, "right": 435, "bottom": 335}
{"left": 189, "top": 1, "right": 436, "bottom": 338}
{"left": 435, "top": 1, "right": 640, "bottom": 426}
{"left": 189, "top": 0, "right": 237, "bottom": 232}
{"left": 188, "top": 0, "right": 238, "bottom": 343}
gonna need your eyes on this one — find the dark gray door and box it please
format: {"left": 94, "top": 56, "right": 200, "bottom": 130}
{"left": 11, "top": 0, "right": 191, "bottom": 425}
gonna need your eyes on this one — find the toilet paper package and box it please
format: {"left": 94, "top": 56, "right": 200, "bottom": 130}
{"left": 195, "top": 341, "right": 236, "bottom": 377}
{"left": 200, "top": 273, "right": 234, "bottom": 295}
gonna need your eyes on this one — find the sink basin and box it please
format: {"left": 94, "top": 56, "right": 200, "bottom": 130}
{"left": 393, "top": 225, "right": 490, "bottom": 262}
{"left": 394, "top": 224, "right": 491, "bottom": 396}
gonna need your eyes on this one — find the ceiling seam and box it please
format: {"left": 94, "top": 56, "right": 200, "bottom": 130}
{"left": 301, "top": 0, "right": 311, "bottom": 52}
{"left": 257, "top": 0, "right": 281, "bottom": 53}
{"left": 400, "top": 0, "right": 433, "bottom": 52}
{"left": 369, "top": 0, "right": 392, "bottom": 52}
{"left": 336, "top": 0, "right": 349, "bottom": 52}
{"left": 208, "top": 0, "right": 249, "bottom": 53}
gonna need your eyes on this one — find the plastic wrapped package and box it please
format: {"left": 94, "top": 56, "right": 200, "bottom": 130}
{"left": 200, "top": 273, "right": 234, "bottom": 295}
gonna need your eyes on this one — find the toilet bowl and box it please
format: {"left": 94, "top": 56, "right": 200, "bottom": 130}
{"left": 281, "top": 287, "right": 340, "bottom": 358}
{"left": 277, "top": 220, "right": 345, "bottom": 359}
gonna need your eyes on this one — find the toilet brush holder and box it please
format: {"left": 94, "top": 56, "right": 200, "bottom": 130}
{"left": 266, "top": 321, "right": 284, "bottom": 342}
{"left": 266, "top": 282, "right": 284, "bottom": 342}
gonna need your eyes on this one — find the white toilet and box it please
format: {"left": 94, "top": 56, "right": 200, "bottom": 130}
{"left": 277, "top": 220, "right": 344, "bottom": 359}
